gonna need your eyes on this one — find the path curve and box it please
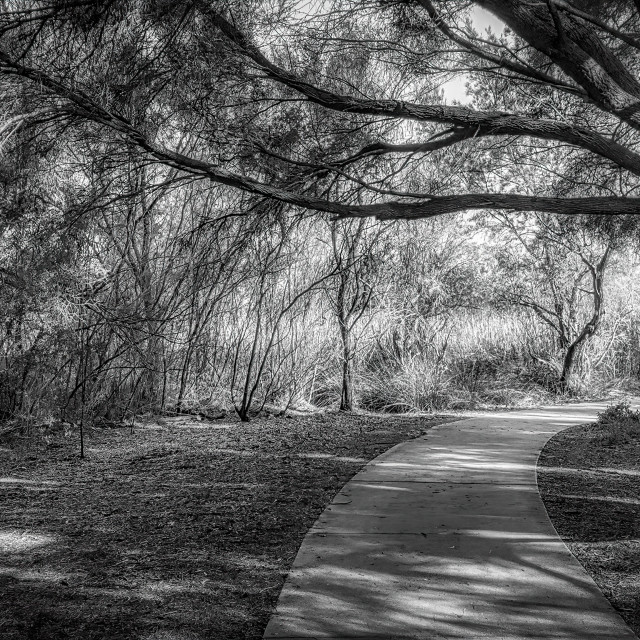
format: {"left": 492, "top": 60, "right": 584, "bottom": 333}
{"left": 263, "top": 402, "right": 638, "bottom": 639}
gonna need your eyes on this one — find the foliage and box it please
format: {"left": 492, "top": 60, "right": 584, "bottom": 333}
{"left": 597, "top": 402, "right": 640, "bottom": 427}
{"left": 595, "top": 401, "right": 640, "bottom": 445}
{"left": 2, "top": 2, "right": 640, "bottom": 423}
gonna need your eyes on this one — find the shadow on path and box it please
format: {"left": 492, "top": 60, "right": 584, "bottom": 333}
{"left": 264, "top": 403, "right": 638, "bottom": 639}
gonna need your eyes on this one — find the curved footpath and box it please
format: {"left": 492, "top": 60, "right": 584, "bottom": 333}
{"left": 263, "top": 402, "right": 638, "bottom": 639}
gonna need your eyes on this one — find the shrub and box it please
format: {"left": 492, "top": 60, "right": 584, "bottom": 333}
{"left": 597, "top": 402, "right": 640, "bottom": 426}
{"left": 595, "top": 402, "right": 640, "bottom": 445}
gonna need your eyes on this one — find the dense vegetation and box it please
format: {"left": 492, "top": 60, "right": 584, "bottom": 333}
{"left": 2, "top": 1, "right": 640, "bottom": 427}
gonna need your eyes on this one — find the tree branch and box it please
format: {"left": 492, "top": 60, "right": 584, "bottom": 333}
{"left": 477, "top": 0, "right": 640, "bottom": 130}
{"left": 201, "top": 8, "right": 640, "bottom": 177}
{"left": 417, "top": 0, "right": 585, "bottom": 95}
{"left": 333, "top": 127, "right": 486, "bottom": 166}
{"left": 254, "top": 126, "right": 486, "bottom": 187}
{"left": 332, "top": 193, "right": 640, "bottom": 220}
{"left": 2, "top": 43, "right": 640, "bottom": 221}
{"left": 551, "top": 0, "right": 640, "bottom": 51}
{"left": 546, "top": 0, "right": 565, "bottom": 41}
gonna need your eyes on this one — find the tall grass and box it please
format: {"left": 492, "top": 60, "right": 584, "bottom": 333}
{"left": 350, "top": 311, "right": 550, "bottom": 411}
{"left": 4, "top": 260, "right": 640, "bottom": 423}
{"left": 343, "top": 306, "right": 640, "bottom": 412}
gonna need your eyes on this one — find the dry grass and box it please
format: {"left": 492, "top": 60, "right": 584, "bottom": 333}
{"left": 0, "top": 412, "right": 450, "bottom": 640}
{"left": 538, "top": 408, "right": 640, "bottom": 636}
{"left": 354, "top": 310, "right": 640, "bottom": 413}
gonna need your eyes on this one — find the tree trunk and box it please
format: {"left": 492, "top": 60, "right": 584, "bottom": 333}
{"left": 176, "top": 344, "right": 193, "bottom": 411}
{"left": 558, "top": 245, "right": 611, "bottom": 392}
{"left": 140, "top": 210, "right": 161, "bottom": 409}
{"left": 236, "top": 406, "right": 251, "bottom": 422}
{"left": 339, "top": 321, "right": 355, "bottom": 412}
{"left": 559, "top": 341, "right": 580, "bottom": 391}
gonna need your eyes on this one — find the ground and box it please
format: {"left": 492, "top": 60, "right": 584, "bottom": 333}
{"left": 2, "top": 409, "right": 638, "bottom": 639}
{"left": 538, "top": 417, "right": 640, "bottom": 637}
{"left": 0, "top": 412, "right": 449, "bottom": 640}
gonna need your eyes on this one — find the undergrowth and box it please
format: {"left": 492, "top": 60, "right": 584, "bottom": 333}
{"left": 349, "top": 311, "right": 631, "bottom": 412}
{"left": 595, "top": 402, "right": 640, "bottom": 446}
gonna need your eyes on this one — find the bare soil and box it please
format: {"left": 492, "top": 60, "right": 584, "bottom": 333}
{"left": 538, "top": 420, "right": 640, "bottom": 637}
{"left": 0, "top": 412, "right": 450, "bottom": 640}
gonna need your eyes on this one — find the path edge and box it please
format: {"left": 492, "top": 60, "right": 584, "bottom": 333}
{"left": 534, "top": 413, "right": 640, "bottom": 640}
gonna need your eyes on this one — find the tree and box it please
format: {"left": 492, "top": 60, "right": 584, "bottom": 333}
{"left": 228, "top": 214, "right": 335, "bottom": 421}
{"left": 326, "top": 218, "right": 389, "bottom": 411}
{"left": 1, "top": 1, "right": 640, "bottom": 223}
{"left": 4, "top": 1, "right": 640, "bottom": 424}
{"left": 491, "top": 213, "right": 617, "bottom": 390}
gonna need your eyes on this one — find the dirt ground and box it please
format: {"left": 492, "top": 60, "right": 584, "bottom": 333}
{"left": 0, "top": 412, "right": 450, "bottom": 640}
{"left": 3, "top": 408, "right": 635, "bottom": 640}
{"left": 538, "top": 419, "right": 640, "bottom": 637}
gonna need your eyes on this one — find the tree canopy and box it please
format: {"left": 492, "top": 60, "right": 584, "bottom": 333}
{"left": 2, "top": 0, "right": 640, "bottom": 221}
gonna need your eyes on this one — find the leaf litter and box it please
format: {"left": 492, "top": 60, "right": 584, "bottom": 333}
{"left": 0, "top": 412, "right": 450, "bottom": 640}
{"left": 538, "top": 420, "right": 640, "bottom": 636}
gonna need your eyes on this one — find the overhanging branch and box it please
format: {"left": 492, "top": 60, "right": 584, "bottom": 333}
{"left": 1, "top": 42, "right": 640, "bottom": 221}
{"left": 334, "top": 127, "right": 486, "bottom": 166}
{"left": 203, "top": 8, "right": 640, "bottom": 177}
{"left": 476, "top": 0, "right": 640, "bottom": 130}
{"left": 332, "top": 193, "right": 640, "bottom": 219}
{"left": 551, "top": 0, "right": 640, "bottom": 51}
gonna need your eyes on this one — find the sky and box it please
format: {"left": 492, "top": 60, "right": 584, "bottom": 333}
{"left": 442, "top": 6, "right": 506, "bottom": 104}
{"left": 472, "top": 4, "right": 506, "bottom": 33}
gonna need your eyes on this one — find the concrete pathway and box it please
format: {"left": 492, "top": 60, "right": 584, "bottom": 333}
{"left": 264, "top": 402, "right": 638, "bottom": 639}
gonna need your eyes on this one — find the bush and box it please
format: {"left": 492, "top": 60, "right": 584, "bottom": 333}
{"left": 595, "top": 402, "right": 640, "bottom": 445}
{"left": 597, "top": 402, "right": 640, "bottom": 426}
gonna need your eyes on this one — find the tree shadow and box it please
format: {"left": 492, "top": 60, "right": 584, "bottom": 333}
{"left": 265, "top": 482, "right": 636, "bottom": 638}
